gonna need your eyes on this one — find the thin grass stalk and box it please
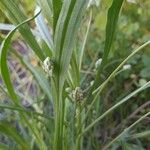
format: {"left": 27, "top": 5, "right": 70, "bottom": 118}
{"left": 77, "top": 81, "right": 150, "bottom": 140}
{"left": 79, "top": 10, "right": 92, "bottom": 71}
{"left": 84, "top": 40, "right": 150, "bottom": 122}
{"left": 102, "top": 112, "right": 150, "bottom": 150}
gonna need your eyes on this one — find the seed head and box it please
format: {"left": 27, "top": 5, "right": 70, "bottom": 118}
{"left": 72, "top": 87, "right": 84, "bottom": 101}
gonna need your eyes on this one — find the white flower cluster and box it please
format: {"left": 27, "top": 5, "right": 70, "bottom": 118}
{"left": 42, "top": 57, "right": 53, "bottom": 76}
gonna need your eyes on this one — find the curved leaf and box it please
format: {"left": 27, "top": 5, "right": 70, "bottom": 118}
{"left": 94, "top": 0, "right": 124, "bottom": 88}
{"left": 0, "top": 122, "right": 29, "bottom": 150}
{"left": 0, "top": 0, "right": 45, "bottom": 60}
{"left": 52, "top": 0, "right": 62, "bottom": 31}
{"left": 0, "top": 10, "right": 41, "bottom": 104}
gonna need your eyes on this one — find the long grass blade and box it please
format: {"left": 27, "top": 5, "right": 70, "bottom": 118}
{"left": 93, "top": 0, "right": 124, "bottom": 88}
{"left": 0, "top": 0, "right": 45, "bottom": 60}
{"left": 102, "top": 112, "right": 150, "bottom": 150}
{"left": 55, "top": 0, "right": 89, "bottom": 91}
{"left": 52, "top": 0, "right": 62, "bottom": 32}
{"left": 37, "top": 0, "right": 53, "bottom": 25}
{"left": 80, "top": 81, "right": 150, "bottom": 136}
{"left": 0, "top": 10, "right": 41, "bottom": 104}
{"left": 0, "top": 122, "right": 30, "bottom": 150}
{"left": 35, "top": 6, "right": 54, "bottom": 50}
{"left": 0, "top": 12, "right": 48, "bottom": 149}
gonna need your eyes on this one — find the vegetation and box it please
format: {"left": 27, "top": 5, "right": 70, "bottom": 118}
{"left": 0, "top": 0, "right": 150, "bottom": 150}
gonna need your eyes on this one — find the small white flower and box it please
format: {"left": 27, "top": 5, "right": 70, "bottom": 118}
{"left": 95, "top": 58, "right": 102, "bottom": 69}
{"left": 123, "top": 64, "right": 131, "bottom": 70}
{"left": 42, "top": 57, "right": 53, "bottom": 76}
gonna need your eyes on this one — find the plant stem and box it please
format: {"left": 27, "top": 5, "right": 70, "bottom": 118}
{"left": 52, "top": 78, "right": 60, "bottom": 150}
{"left": 76, "top": 103, "right": 82, "bottom": 150}
{"left": 53, "top": 77, "right": 65, "bottom": 150}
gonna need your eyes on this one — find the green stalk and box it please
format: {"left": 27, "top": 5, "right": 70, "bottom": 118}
{"left": 52, "top": 79, "right": 60, "bottom": 150}
{"left": 78, "top": 81, "right": 150, "bottom": 138}
{"left": 76, "top": 103, "right": 82, "bottom": 150}
{"left": 59, "top": 90, "right": 65, "bottom": 150}
{"left": 102, "top": 112, "right": 150, "bottom": 150}
{"left": 84, "top": 40, "right": 150, "bottom": 121}
{"left": 52, "top": 76, "right": 65, "bottom": 150}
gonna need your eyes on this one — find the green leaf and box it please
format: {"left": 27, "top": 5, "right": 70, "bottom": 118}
{"left": 0, "top": 122, "right": 30, "bottom": 150}
{"left": 0, "top": 9, "right": 41, "bottom": 104}
{"left": 69, "top": 50, "right": 80, "bottom": 87}
{"left": 0, "top": 0, "right": 45, "bottom": 60}
{"left": 52, "top": 0, "right": 62, "bottom": 31}
{"left": 35, "top": 6, "right": 54, "bottom": 50}
{"left": 54, "top": 0, "right": 75, "bottom": 77}
{"left": 94, "top": 0, "right": 124, "bottom": 87}
{"left": 37, "top": 0, "right": 53, "bottom": 25}
{"left": 0, "top": 10, "right": 48, "bottom": 149}
{"left": 54, "top": 0, "right": 89, "bottom": 90}
{"left": 0, "top": 142, "right": 11, "bottom": 150}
